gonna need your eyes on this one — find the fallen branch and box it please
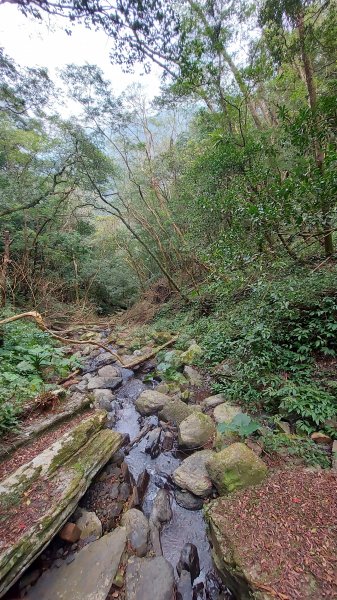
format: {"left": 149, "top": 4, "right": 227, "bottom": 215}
{"left": 122, "top": 336, "right": 178, "bottom": 369}
{"left": 0, "top": 311, "right": 125, "bottom": 365}
{"left": 124, "top": 423, "right": 153, "bottom": 454}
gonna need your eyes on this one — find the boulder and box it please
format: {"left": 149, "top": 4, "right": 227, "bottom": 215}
{"left": 121, "top": 509, "right": 149, "bottom": 557}
{"left": 76, "top": 508, "right": 102, "bottom": 540}
{"left": 98, "top": 365, "right": 120, "bottom": 378}
{"left": 0, "top": 412, "right": 123, "bottom": 597}
{"left": 202, "top": 394, "right": 226, "bottom": 409}
{"left": 172, "top": 450, "right": 213, "bottom": 497}
{"left": 159, "top": 399, "right": 197, "bottom": 426}
{"left": 26, "top": 527, "right": 127, "bottom": 600}
{"left": 180, "top": 343, "right": 202, "bottom": 365}
{"left": 135, "top": 390, "right": 170, "bottom": 416}
{"left": 126, "top": 556, "right": 175, "bottom": 600}
{"left": 183, "top": 366, "right": 202, "bottom": 386}
{"left": 87, "top": 376, "right": 122, "bottom": 391}
{"left": 206, "top": 442, "right": 267, "bottom": 495}
{"left": 213, "top": 402, "right": 242, "bottom": 424}
{"left": 174, "top": 489, "right": 204, "bottom": 511}
{"left": 178, "top": 413, "right": 215, "bottom": 449}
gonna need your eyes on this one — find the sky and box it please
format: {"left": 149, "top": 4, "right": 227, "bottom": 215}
{"left": 0, "top": 4, "right": 162, "bottom": 99}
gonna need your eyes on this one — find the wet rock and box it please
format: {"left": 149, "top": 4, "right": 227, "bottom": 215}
{"left": 206, "top": 442, "right": 268, "bottom": 495}
{"left": 193, "top": 582, "right": 205, "bottom": 599}
{"left": 98, "top": 364, "right": 120, "bottom": 378}
{"left": 311, "top": 432, "right": 332, "bottom": 445}
{"left": 118, "top": 482, "right": 131, "bottom": 501}
{"left": 205, "top": 572, "right": 222, "bottom": 599}
{"left": 121, "top": 508, "right": 149, "bottom": 557}
{"left": 172, "top": 450, "right": 213, "bottom": 497}
{"left": 106, "top": 502, "right": 124, "bottom": 530}
{"left": 135, "top": 390, "right": 170, "bottom": 415}
{"left": 178, "top": 413, "right": 215, "bottom": 450}
{"left": 213, "top": 403, "right": 242, "bottom": 424}
{"left": 202, "top": 394, "right": 226, "bottom": 409}
{"left": 75, "top": 509, "right": 102, "bottom": 540}
{"left": 177, "top": 543, "right": 200, "bottom": 583}
{"left": 174, "top": 489, "right": 204, "bottom": 511}
{"left": 145, "top": 427, "right": 162, "bottom": 458}
{"left": 183, "top": 365, "right": 202, "bottom": 386}
{"left": 150, "top": 489, "right": 172, "bottom": 528}
{"left": 93, "top": 389, "right": 116, "bottom": 411}
{"left": 126, "top": 556, "right": 175, "bottom": 600}
{"left": 26, "top": 527, "right": 127, "bottom": 600}
{"left": 111, "top": 449, "right": 125, "bottom": 466}
{"left": 162, "top": 430, "right": 174, "bottom": 451}
{"left": 135, "top": 469, "right": 150, "bottom": 503}
{"left": 159, "top": 399, "right": 196, "bottom": 426}
{"left": 87, "top": 376, "right": 123, "bottom": 391}
{"left": 177, "top": 570, "right": 193, "bottom": 600}
{"left": 180, "top": 343, "right": 202, "bottom": 365}
{"left": 59, "top": 523, "right": 81, "bottom": 543}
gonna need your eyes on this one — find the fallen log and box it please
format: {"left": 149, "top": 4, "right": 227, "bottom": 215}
{"left": 122, "top": 336, "right": 178, "bottom": 369}
{"left": 0, "top": 411, "right": 123, "bottom": 597}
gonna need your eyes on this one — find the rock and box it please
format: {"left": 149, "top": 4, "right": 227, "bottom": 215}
{"left": 213, "top": 402, "right": 242, "bottom": 424}
{"left": 202, "top": 394, "right": 226, "bottom": 409}
{"left": 135, "top": 390, "right": 170, "bottom": 416}
{"left": 76, "top": 509, "right": 102, "bottom": 540}
{"left": 59, "top": 522, "right": 81, "bottom": 543}
{"left": 93, "top": 387, "right": 115, "bottom": 406}
{"left": 172, "top": 450, "right": 213, "bottom": 497}
{"left": 159, "top": 399, "right": 196, "bottom": 426}
{"left": 177, "top": 543, "right": 200, "bottom": 583}
{"left": 94, "top": 351, "right": 117, "bottom": 367}
{"left": 277, "top": 420, "right": 291, "bottom": 435}
{"left": 126, "top": 556, "right": 175, "bottom": 600}
{"left": 98, "top": 364, "right": 120, "bottom": 378}
{"left": 332, "top": 440, "right": 337, "bottom": 471}
{"left": 0, "top": 412, "right": 123, "bottom": 597}
{"left": 121, "top": 509, "right": 149, "bottom": 557}
{"left": 26, "top": 527, "right": 127, "bottom": 600}
{"left": 205, "top": 572, "right": 223, "bottom": 599}
{"left": 118, "top": 482, "right": 131, "bottom": 501}
{"left": 156, "top": 383, "right": 170, "bottom": 394}
{"left": 183, "top": 366, "right": 202, "bottom": 386}
{"left": 145, "top": 427, "right": 162, "bottom": 458}
{"left": 174, "top": 489, "right": 204, "bottom": 511}
{"left": 150, "top": 489, "right": 172, "bottom": 528}
{"left": 87, "top": 376, "right": 122, "bottom": 391}
{"left": 206, "top": 442, "right": 268, "bottom": 495}
{"left": 178, "top": 413, "right": 215, "bottom": 449}
{"left": 177, "top": 570, "right": 193, "bottom": 600}
{"left": 180, "top": 343, "right": 202, "bottom": 365}
{"left": 311, "top": 432, "right": 332, "bottom": 445}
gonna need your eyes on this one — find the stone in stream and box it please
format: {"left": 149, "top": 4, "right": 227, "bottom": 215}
{"left": 93, "top": 388, "right": 116, "bottom": 411}
{"left": 149, "top": 489, "right": 172, "bottom": 556}
{"left": 174, "top": 489, "right": 204, "bottom": 511}
{"left": 177, "top": 543, "right": 200, "bottom": 583}
{"left": 206, "top": 442, "right": 268, "bottom": 495}
{"left": 172, "top": 450, "right": 214, "bottom": 497}
{"left": 145, "top": 427, "right": 162, "bottom": 458}
{"left": 158, "top": 399, "right": 197, "bottom": 426}
{"left": 75, "top": 508, "right": 102, "bottom": 540}
{"left": 25, "top": 527, "right": 127, "bottom": 600}
{"left": 177, "top": 570, "right": 193, "bottom": 600}
{"left": 162, "top": 430, "right": 174, "bottom": 451}
{"left": 121, "top": 508, "right": 149, "bottom": 557}
{"left": 135, "top": 389, "right": 171, "bottom": 415}
{"left": 178, "top": 412, "right": 215, "bottom": 450}
{"left": 126, "top": 556, "right": 175, "bottom": 600}
{"left": 213, "top": 402, "right": 242, "bottom": 424}
{"left": 205, "top": 572, "right": 223, "bottom": 599}
{"left": 97, "top": 364, "right": 121, "bottom": 378}
{"left": 87, "top": 375, "right": 123, "bottom": 391}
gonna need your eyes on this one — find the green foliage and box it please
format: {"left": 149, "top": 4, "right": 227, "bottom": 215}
{"left": 217, "top": 413, "right": 261, "bottom": 438}
{"left": 0, "top": 317, "right": 80, "bottom": 435}
{"left": 262, "top": 432, "right": 331, "bottom": 469}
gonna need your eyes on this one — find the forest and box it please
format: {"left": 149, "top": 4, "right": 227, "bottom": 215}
{"left": 0, "top": 1, "right": 336, "bottom": 599}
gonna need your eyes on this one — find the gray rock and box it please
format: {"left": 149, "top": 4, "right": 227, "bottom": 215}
{"left": 176, "top": 543, "right": 200, "bottom": 583}
{"left": 202, "top": 394, "right": 226, "bottom": 409}
{"left": 135, "top": 390, "right": 170, "bottom": 416}
{"left": 26, "top": 527, "right": 127, "bottom": 600}
{"left": 159, "top": 399, "right": 197, "bottom": 426}
{"left": 76, "top": 509, "right": 102, "bottom": 540}
{"left": 87, "top": 376, "right": 122, "bottom": 391}
{"left": 177, "top": 570, "right": 193, "bottom": 600}
{"left": 145, "top": 427, "right": 162, "bottom": 458}
{"left": 126, "top": 556, "right": 175, "bottom": 600}
{"left": 93, "top": 388, "right": 115, "bottom": 411}
{"left": 174, "top": 489, "right": 204, "bottom": 511}
{"left": 213, "top": 402, "right": 242, "bottom": 424}
{"left": 178, "top": 413, "right": 215, "bottom": 449}
{"left": 98, "top": 365, "right": 120, "bottom": 378}
{"left": 74, "top": 379, "right": 88, "bottom": 392}
{"left": 149, "top": 489, "right": 172, "bottom": 556}
{"left": 183, "top": 366, "right": 202, "bottom": 386}
{"left": 172, "top": 450, "right": 214, "bottom": 497}
{"left": 95, "top": 352, "right": 117, "bottom": 367}
{"left": 121, "top": 509, "right": 149, "bottom": 557}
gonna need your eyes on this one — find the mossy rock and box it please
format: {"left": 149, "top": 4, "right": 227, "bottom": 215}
{"left": 180, "top": 343, "right": 202, "bottom": 365}
{"left": 178, "top": 412, "right": 215, "bottom": 449}
{"left": 206, "top": 442, "right": 267, "bottom": 495}
{"left": 159, "top": 399, "right": 197, "bottom": 426}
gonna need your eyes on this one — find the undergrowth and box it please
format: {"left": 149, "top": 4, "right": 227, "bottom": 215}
{"left": 0, "top": 313, "right": 79, "bottom": 435}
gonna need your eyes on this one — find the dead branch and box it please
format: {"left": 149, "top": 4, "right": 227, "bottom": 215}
{"left": 122, "top": 336, "right": 178, "bottom": 369}
{"left": 0, "top": 311, "right": 125, "bottom": 365}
